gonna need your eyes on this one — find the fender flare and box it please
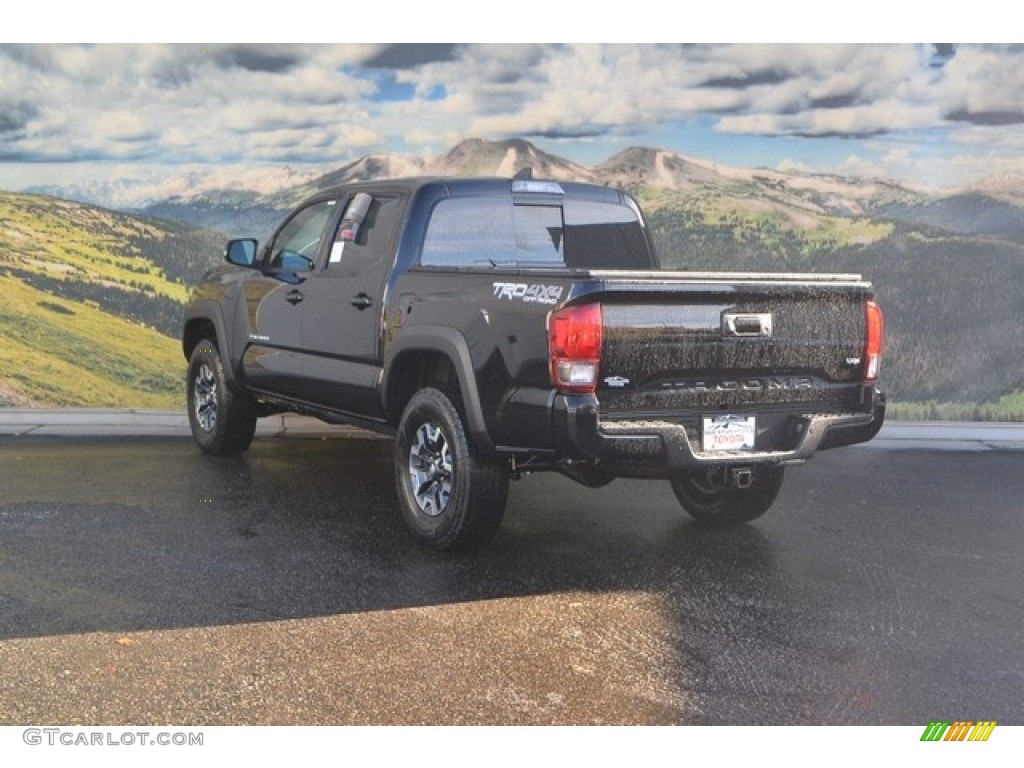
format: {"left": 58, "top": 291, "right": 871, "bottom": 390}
{"left": 182, "top": 300, "right": 242, "bottom": 391}
{"left": 383, "top": 325, "right": 496, "bottom": 455}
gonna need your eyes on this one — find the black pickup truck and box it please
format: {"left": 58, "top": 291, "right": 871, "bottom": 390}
{"left": 183, "top": 175, "right": 885, "bottom": 550}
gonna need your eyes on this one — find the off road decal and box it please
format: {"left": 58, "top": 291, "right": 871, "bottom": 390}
{"left": 492, "top": 282, "right": 564, "bottom": 305}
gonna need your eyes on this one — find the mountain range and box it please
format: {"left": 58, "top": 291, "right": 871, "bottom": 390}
{"left": 29, "top": 138, "right": 1024, "bottom": 235}
{"left": 8, "top": 137, "right": 1024, "bottom": 415}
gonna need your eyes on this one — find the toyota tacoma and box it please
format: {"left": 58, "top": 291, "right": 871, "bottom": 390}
{"left": 183, "top": 175, "right": 885, "bottom": 550}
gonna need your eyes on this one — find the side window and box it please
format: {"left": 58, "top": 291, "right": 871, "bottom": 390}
{"left": 421, "top": 197, "right": 564, "bottom": 267}
{"left": 324, "top": 194, "right": 400, "bottom": 271}
{"left": 266, "top": 200, "right": 336, "bottom": 272}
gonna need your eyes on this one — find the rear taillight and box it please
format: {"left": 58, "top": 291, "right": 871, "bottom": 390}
{"left": 549, "top": 303, "right": 603, "bottom": 393}
{"left": 864, "top": 300, "right": 884, "bottom": 382}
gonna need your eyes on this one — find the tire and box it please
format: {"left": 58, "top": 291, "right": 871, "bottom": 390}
{"left": 186, "top": 338, "right": 257, "bottom": 456}
{"left": 395, "top": 388, "right": 509, "bottom": 551}
{"left": 670, "top": 465, "right": 784, "bottom": 526}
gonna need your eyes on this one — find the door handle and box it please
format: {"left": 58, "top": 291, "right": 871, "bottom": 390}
{"left": 351, "top": 293, "right": 373, "bottom": 310}
{"left": 285, "top": 290, "right": 304, "bottom": 305}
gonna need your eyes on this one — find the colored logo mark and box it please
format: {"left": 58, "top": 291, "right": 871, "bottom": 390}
{"left": 920, "top": 721, "right": 996, "bottom": 742}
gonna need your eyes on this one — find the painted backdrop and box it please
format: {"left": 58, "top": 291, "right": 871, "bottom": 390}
{"left": 0, "top": 44, "right": 1021, "bottom": 417}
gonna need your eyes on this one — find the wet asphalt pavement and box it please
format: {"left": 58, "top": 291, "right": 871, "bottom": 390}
{"left": 0, "top": 435, "right": 1021, "bottom": 725}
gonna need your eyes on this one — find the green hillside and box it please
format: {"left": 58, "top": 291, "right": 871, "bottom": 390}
{"left": 636, "top": 183, "right": 894, "bottom": 266}
{"left": 817, "top": 229, "right": 1024, "bottom": 404}
{"left": 640, "top": 185, "right": 1024, "bottom": 413}
{"left": 0, "top": 192, "right": 224, "bottom": 407}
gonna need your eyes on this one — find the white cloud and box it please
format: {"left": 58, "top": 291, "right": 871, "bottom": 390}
{"left": 0, "top": 44, "right": 380, "bottom": 166}
{"left": 882, "top": 148, "right": 912, "bottom": 166}
{"left": 386, "top": 44, "right": 958, "bottom": 143}
{"left": 940, "top": 45, "right": 1024, "bottom": 122}
{"left": 3, "top": 43, "right": 1024, "bottom": 189}
{"left": 777, "top": 158, "right": 811, "bottom": 174}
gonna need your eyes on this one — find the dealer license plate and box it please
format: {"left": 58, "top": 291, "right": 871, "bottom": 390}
{"left": 702, "top": 415, "right": 756, "bottom": 452}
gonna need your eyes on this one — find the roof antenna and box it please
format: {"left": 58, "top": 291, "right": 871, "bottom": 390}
{"left": 513, "top": 167, "right": 533, "bottom": 180}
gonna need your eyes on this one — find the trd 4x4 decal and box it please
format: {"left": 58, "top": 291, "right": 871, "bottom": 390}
{"left": 492, "top": 282, "right": 564, "bottom": 305}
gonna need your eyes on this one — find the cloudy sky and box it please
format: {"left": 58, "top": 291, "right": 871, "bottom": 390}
{"left": 2, "top": 41, "right": 1023, "bottom": 191}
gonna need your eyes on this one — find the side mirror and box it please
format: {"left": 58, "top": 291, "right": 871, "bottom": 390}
{"left": 225, "top": 239, "right": 258, "bottom": 267}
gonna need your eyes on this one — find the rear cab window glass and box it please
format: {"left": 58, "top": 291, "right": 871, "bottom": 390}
{"left": 421, "top": 197, "right": 563, "bottom": 267}
{"left": 563, "top": 199, "right": 652, "bottom": 270}
{"left": 420, "top": 194, "right": 652, "bottom": 270}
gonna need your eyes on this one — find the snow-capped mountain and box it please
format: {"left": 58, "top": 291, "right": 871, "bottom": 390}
{"left": 422, "top": 138, "right": 596, "bottom": 182}
{"left": 22, "top": 137, "right": 1023, "bottom": 239}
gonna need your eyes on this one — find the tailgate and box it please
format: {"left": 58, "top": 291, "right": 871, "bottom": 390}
{"left": 588, "top": 272, "right": 872, "bottom": 417}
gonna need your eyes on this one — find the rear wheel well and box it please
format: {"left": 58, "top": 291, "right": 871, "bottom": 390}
{"left": 386, "top": 351, "right": 461, "bottom": 422}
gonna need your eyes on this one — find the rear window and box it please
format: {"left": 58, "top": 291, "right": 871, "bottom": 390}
{"left": 420, "top": 196, "right": 652, "bottom": 269}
